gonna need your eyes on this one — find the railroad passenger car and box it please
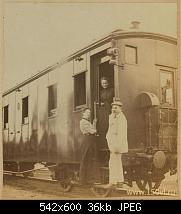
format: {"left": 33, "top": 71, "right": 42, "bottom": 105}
{"left": 3, "top": 26, "right": 177, "bottom": 194}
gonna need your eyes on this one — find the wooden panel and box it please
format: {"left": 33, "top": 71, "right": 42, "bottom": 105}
{"left": 22, "top": 124, "right": 29, "bottom": 143}
{"left": 37, "top": 74, "right": 48, "bottom": 147}
{"left": 118, "top": 38, "right": 158, "bottom": 149}
{"left": 3, "top": 95, "right": 8, "bottom": 107}
{"left": 2, "top": 95, "right": 9, "bottom": 129}
{"left": 86, "top": 52, "right": 91, "bottom": 107}
{"left": 90, "top": 43, "right": 110, "bottom": 56}
{"left": 156, "top": 41, "right": 177, "bottom": 68}
{"left": 56, "top": 62, "right": 74, "bottom": 160}
{"left": 73, "top": 54, "right": 87, "bottom": 75}
{"left": 3, "top": 129, "right": 9, "bottom": 143}
{"left": 48, "top": 69, "right": 58, "bottom": 86}
{"left": 15, "top": 88, "right": 22, "bottom": 144}
{"left": 48, "top": 117, "right": 57, "bottom": 158}
{"left": 29, "top": 80, "right": 38, "bottom": 137}
{"left": 22, "top": 84, "right": 29, "bottom": 98}
{"left": 8, "top": 92, "right": 15, "bottom": 142}
{"left": 73, "top": 111, "right": 82, "bottom": 162}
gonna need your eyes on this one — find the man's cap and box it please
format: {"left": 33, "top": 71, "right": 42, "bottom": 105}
{"left": 111, "top": 100, "right": 123, "bottom": 107}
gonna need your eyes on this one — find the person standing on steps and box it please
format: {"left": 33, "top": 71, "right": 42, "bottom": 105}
{"left": 79, "top": 107, "right": 99, "bottom": 185}
{"left": 106, "top": 100, "right": 128, "bottom": 188}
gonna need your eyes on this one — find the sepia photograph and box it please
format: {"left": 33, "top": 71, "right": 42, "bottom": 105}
{"left": 0, "top": 0, "right": 179, "bottom": 200}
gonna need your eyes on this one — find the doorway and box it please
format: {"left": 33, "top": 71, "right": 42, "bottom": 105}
{"left": 90, "top": 52, "right": 114, "bottom": 136}
{"left": 91, "top": 52, "right": 115, "bottom": 170}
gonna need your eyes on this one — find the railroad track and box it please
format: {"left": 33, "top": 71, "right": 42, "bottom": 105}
{"left": 3, "top": 171, "right": 177, "bottom": 199}
{"left": 3, "top": 173, "right": 96, "bottom": 199}
{"left": 3, "top": 171, "right": 130, "bottom": 199}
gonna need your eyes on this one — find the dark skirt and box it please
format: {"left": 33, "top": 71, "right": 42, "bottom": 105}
{"left": 79, "top": 135, "right": 100, "bottom": 184}
{"left": 97, "top": 103, "right": 111, "bottom": 137}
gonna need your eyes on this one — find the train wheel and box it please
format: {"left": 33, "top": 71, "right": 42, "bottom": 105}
{"left": 59, "top": 178, "right": 72, "bottom": 192}
{"left": 56, "top": 164, "right": 76, "bottom": 192}
{"left": 136, "top": 179, "right": 162, "bottom": 193}
{"left": 90, "top": 185, "right": 112, "bottom": 197}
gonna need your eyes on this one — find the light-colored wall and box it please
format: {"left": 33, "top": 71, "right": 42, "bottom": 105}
{"left": 56, "top": 61, "right": 74, "bottom": 160}
{"left": 37, "top": 74, "right": 48, "bottom": 145}
{"left": 155, "top": 41, "right": 177, "bottom": 68}
{"left": 3, "top": 36, "right": 177, "bottom": 161}
{"left": 29, "top": 80, "right": 38, "bottom": 138}
{"left": 7, "top": 92, "right": 15, "bottom": 142}
{"left": 118, "top": 37, "right": 177, "bottom": 149}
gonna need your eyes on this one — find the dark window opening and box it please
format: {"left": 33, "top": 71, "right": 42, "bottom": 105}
{"left": 74, "top": 72, "right": 86, "bottom": 108}
{"left": 48, "top": 84, "right": 57, "bottom": 117}
{"left": 22, "top": 96, "right": 29, "bottom": 124}
{"left": 4, "top": 105, "right": 9, "bottom": 129}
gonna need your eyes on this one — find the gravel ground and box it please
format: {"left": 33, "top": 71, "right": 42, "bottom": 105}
{"left": 2, "top": 172, "right": 178, "bottom": 200}
{"left": 3, "top": 184, "right": 60, "bottom": 200}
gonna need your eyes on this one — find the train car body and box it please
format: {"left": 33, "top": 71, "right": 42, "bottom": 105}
{"left": 2, "top": 29, "right": 177, "bottom": 191}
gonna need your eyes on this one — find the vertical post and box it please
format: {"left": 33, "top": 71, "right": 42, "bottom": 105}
{"left": 96, "top": 63, "right": 100, "bottom": 104}
{"left": 93, "top": 61, "right": 99, "bottom": 129}
{"left": 148, "top": 108, "right": 152, "bottom": 148}
{"left": 159, "top": 108, "right": 164, "bottom": 150}
{"left": 114, "top": 60, "right": 119, "bottom": 99}
{"left": 113, "top": 40, "right": 120, "bottom": 100}
{"left": 93, "top": 101, "right": 97, "bottom": 122}
{"left": 0, "top": 0, "right": 3, "bottom": 199}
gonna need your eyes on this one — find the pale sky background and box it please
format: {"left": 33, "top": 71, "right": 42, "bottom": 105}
{"left": 3, "top": 2, "right": 177, "bottom": 91}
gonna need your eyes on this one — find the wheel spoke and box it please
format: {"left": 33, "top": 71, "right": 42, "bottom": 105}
{"left": 152, "top": 180, "right": 162, "bottom": 190}
{"left": 59, "top": 179, "right": 72, "bottom": 192}
{"left": 136, "top": 178, "right": 162, "bottom": 193}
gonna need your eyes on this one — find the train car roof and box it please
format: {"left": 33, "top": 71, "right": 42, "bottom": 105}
{"left": 3, "top": 30, "right": 177, "bottom": 97}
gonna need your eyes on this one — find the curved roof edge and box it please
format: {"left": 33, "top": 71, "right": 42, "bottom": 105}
{"left": 65, "top": 31, "right": 177, "bottom": 62}
{"left": 3, "top": 31, "right": 177, "bottom": 97}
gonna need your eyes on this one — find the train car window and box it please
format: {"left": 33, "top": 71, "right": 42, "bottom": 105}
{"left": 3, "top": 105, "right": 9, "bottom": 129}
{"left": 125, "top": 45, "right": 138, "bottom": 64}
{"left": 74, "top": 72, "right": 86, "bottom": 109}
{"left": 48, "top": 84, "right": 57, "bottom": 117}
{"left": 160, "top": 71, "right": 174, "bottom": 107}
{"left": 22, "top": 96, "right": 29, "bottom": 124}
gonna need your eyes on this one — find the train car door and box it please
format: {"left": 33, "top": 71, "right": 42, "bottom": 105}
{"left": 91, "top": 50, "right": 115, "bottom": 148}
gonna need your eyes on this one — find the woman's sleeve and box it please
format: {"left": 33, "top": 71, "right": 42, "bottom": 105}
{"left": 80, "top": 120, "right": 96, "bottom": 135}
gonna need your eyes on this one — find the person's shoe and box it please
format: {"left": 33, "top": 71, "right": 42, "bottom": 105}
{"left": 124, "top": 180, "right": 133, "bottom": 187}
{"left": 92, "top": 182, "right": 102, "bottom": 186}
{"left": 116, "top": 182, "right": 124, "bottom": 188}
{"left": 170, "top": 169, "right": 177, "bottom": 175}
{"left": 105, "top": 183, "right": 114, "bottom": 189}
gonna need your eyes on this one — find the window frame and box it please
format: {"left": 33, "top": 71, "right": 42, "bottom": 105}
{"left": 22, "top": 96, "right": 29, "bottom": 125}
{"left": 48, "top": 83, "right": 58, "bottom": 118}
{"left": 159, "top": 69, "right": 175, "bottom": 108}
{"left": 124, "top": 44, "right": 138, "bottom": 65}
{"left": 3, "top": 105, "right": 9, "bottom": 129}
{"left": 73, "top": 70, "right": 87, "bottom": 110}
